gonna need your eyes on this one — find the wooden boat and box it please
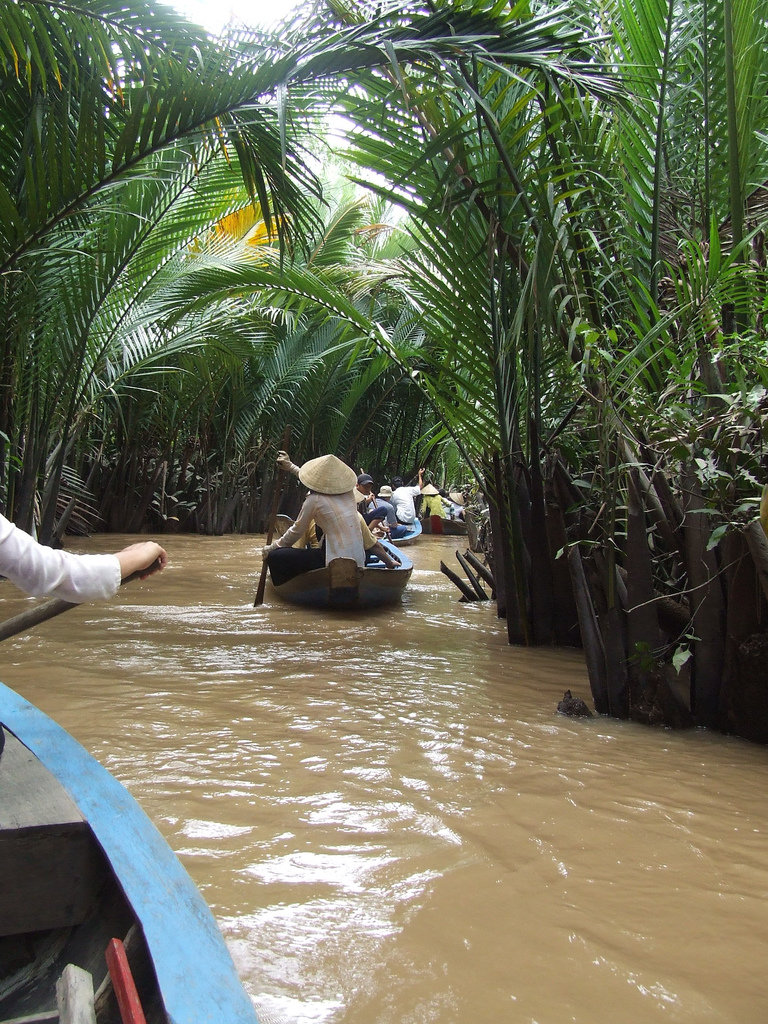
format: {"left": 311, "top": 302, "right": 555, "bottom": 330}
{"left": 0, "top": 679, "right": 259, "bottom": 1024}
{"left": 270, "top": 540, "right": 412, "bottom": 609}
{"left": 390, "top": 518, "right": 422, "bottom": 545}
{"left": 421, "top": 514, "right": 468, "bottom": 536}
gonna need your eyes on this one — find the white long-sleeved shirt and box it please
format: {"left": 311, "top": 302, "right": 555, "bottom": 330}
{"left": 0, "top": 514, "right": 121, "bottom": 603}
{"left": 390, "top": 484, "right": 421, "bottom": 524}
{"left": 276, "top": 492, "right": 369, "bottom": 566}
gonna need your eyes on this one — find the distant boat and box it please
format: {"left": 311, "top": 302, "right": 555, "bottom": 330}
{"left": 390, "top": 518, "right": 422, "bottom": 545}
{"left": 421, "top": 514, "right": 467, "bottom": 536}
{"left": 270, "top": 540, "right": 412, "bottom": 609}
{"left": 0, "top": 680, "right": 259, "bottom": 1024}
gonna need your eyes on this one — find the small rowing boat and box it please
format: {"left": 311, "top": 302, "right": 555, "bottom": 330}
{"left": 269, "top": 540, "right": 412, "bottom": 609}
{"left": 0, "top": 680, "right": 258, "bottom": 1024}
{"left": 390, "top": 518, "right": 422, "bottom": 545}
{"left": 421, "top": 515, "right": 467, "bottom": 536}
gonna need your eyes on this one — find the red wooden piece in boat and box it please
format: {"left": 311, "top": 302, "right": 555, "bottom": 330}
{"left": 106, "top": 937, "right": 148, "bottom": 1024}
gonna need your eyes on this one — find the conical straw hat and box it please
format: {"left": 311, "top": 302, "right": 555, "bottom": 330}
{"left": 298, "top": 454, "right": 357, "bottom": 495}
{"left": 421, "top": 484, "right": 439, "bottom": 495}
{"left": 449, "top": 491, "right": 465, "bottom": 506}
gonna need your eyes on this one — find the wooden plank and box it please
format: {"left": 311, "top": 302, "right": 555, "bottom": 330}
{"left": 0, "top": 729, "right": 83, "bottom": 830}
{"left": 105, "top": 939, "right": 147, "bottom": 1024}
{"left": 94, "top": 925, "right": 138, "bottom": 1010}
{"left": 328, "top": 558, "right": 362, "bottom": 590}
{"left": 0, "top": 820, "right": 106, "bottom": 935}
{"left": 56, "top": 964, "right": 96, "bottom": 1024}
{"left": 0, "top": 730, "right": 106, "bottom": 936}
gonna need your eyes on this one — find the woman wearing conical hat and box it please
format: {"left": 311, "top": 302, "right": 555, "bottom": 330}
{"left": 262, "top": 454, "right": 400, "bottom": 586}
{"left": 420, "top": 483, "right": 447, "bottom": 519}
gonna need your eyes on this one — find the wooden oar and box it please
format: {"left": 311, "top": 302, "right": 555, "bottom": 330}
{"left": 0, "top": 559, "right": 162, "bottom": 643}
{"left": 254, "top": 427, "right": 291, "bottom": 607}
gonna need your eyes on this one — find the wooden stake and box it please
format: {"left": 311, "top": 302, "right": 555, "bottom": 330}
{"left": 440, "top": 560, "right": 479, "bottom": 602}
{"left": 455, "top": 550, "right": 488, "bottom": 600}
{"left": 566, "top": 546, "right": 609, "bottom": 715}
{"left": 462, "top": 548, "right": 495, "bottom": 591}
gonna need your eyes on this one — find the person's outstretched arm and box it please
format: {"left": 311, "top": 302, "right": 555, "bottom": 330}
{"left": 0, "top": 515, "right": 167, "bottom": 603}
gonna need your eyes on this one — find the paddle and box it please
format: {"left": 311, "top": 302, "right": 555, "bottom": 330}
{"left": 0, "top": 558, "right": 163, "bottom": 643}
{"left": 254, "top": 427, "right": 291, "bottom": 607}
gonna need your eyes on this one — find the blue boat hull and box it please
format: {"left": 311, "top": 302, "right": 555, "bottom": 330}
{"left": 391, "top": 519, "right": 422, "bottom": 545}
{"left": 0, "top": 681, "right": 258, "bottom": 1024}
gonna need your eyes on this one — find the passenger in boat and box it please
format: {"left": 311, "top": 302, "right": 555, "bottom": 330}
{"left": 447, "top": 491, "right": 466, "bottom": 520}
{"left": 420, "top": 483, "right": 448, "bottom": 519}
{"left": 0, "top": 513, "right": 167, "bottom": 602}
{"left": 355, "top": 492, "right": 389, "bottom": 540}
{"left": 389, "top": 468, "right": 425, "bottom": 525}
{"left": 355, "top": 473, "right": 408, "bottom": 539}
{"left": 263, "top": 454, "right": 401, "bottom": 585}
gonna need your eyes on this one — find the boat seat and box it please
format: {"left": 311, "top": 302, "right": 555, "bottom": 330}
{"left": 0, "top": 728, "right": 108, "bottom": 937}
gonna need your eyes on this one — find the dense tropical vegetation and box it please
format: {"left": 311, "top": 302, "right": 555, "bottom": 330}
{"left": 2, "top": 0, "right": 768, "bottom": 739}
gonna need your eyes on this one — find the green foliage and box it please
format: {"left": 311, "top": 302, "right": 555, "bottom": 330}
{"left": 2, "top": 0, "right": 768, "bottom": 549}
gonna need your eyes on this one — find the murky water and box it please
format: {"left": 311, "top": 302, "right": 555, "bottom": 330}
{"left": 1, "top": 534, "right": 767, "bottom": 1023}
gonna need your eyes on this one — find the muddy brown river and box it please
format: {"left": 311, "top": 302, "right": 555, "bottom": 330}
{"left": 1, "top": 534, "right": 766, "bottom": 1023}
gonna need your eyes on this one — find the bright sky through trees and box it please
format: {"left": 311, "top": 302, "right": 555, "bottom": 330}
{"left": 168, "top": 0, "right": 297, "bottom": 33}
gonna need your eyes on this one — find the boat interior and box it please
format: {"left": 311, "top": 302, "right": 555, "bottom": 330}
{"left": 0, "top": 725, "right": 166, "bottom": 1024}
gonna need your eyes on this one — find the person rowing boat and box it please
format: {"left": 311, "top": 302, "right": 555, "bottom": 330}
{"left": 261, "top": 453, "right": 400, "bottom": 587}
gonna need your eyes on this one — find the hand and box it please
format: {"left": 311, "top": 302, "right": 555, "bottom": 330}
{"left": 262, "top": 541, "right": 279, "bottom": 558}
{"left": 115, "top": 542, "right": 168, "bottom": 580}
{"left": 276, "top": 451, "right": 300, "bottom": 476}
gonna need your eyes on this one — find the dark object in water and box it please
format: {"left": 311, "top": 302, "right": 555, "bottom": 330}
{"left": 557, "top": 690, "right": 593, "bottom": 717}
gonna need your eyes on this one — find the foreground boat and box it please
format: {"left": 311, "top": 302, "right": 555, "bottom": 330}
{"left": 269, "top": 540, "right": 412, "bottom": 609}
{"left": 390, "top": 518, "right": 422, "bottom": 545}
{"left": 0, "top": 680, "right": 259, "bottom": 1024}
{"left": 421, "top": 515, "right": 468, "bottom": 536}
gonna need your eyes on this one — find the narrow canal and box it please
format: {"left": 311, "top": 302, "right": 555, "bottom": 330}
{"left": 1, "top": 534, "right": 766, "bottom": 1023}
